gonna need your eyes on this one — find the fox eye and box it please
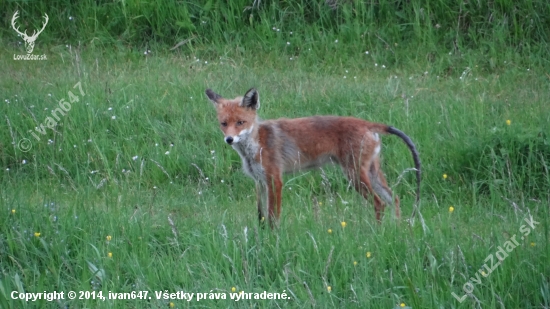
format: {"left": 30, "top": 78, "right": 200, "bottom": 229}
{"left": 221, "top": 122, "right": 228, "bottom": 127}
{"left": 236, "top": 121, "right": 245, "bottom": 126}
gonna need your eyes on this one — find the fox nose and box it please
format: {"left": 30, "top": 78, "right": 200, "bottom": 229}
{"left": 225, "top": 136, "right": 234, "bottom": 145}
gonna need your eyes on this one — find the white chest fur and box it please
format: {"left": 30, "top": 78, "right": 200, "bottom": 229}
{"left": 232, "top": 138, "right": 265, "bottom": 183}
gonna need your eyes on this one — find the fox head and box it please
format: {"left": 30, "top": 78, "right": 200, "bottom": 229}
{"left": 205, "top": 88, "right": 259, "bottom": 145}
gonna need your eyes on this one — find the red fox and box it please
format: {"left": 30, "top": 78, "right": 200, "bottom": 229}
{"left": 205, "top": 88, "right": 421, "bottom": 227}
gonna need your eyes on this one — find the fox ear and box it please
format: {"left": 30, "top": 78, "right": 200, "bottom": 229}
{"left": 205, "top": 89, "right": 222, "bottom": 106}
{"left": 241, "top": 88, "right": 260, "bottom": 110}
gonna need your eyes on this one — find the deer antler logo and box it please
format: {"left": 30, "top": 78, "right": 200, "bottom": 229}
{"left": 11, "top": 11, "right": 49, "bottom": 54}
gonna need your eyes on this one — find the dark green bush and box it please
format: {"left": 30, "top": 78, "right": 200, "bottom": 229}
{"left": 456, "top": 128, "right": 550, "bottom": 198}
{"left": 3, "top": 0, "right": 549, "bottom": 58}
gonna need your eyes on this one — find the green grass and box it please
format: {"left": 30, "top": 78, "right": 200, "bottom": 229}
{"left": 1, "top": 42, "right": 549, "bottom": 309}
{"left": 3, "top": 0, "right": 550, "bottom": 71}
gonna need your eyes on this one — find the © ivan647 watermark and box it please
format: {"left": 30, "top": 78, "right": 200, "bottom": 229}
{"left": 11, "top": 10, "right": 48, "bottom": 60}
{"left": 18, "top": 82, "right": 85, "bottom": 152}
{"left": 452, "top": 215, "right": 539, "bottom": 302}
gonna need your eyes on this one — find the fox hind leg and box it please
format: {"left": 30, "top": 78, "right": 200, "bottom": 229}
{"left": 368, "top": 161, "right": 400, "bottom": 219}
{"left": 343, "top": 155, "right": 398, "bottom": 221}
{"left": 343, "top": 164, "right": 384, "bottom": 221}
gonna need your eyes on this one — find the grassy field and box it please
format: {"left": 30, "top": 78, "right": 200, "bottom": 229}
{"left": 1, "top": 44, "right": 549, "bottom": 308}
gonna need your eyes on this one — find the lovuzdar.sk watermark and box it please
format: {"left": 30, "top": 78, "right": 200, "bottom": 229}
{"left": 11, "top": 10, "right": 48, "bottom": 61}
{"left": 452, "top": 215, "right": 540, "bottom": 303}
{"left": 14, "top": 54, "right": 47, "bottom": 61}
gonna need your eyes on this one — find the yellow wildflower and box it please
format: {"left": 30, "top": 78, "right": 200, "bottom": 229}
{"left": 341, "top": 221, "right": 347, "bottom": 228}
{"left": 449, "top": 206, "right": 455, "bottom": 213}
{"left": 34, "top": 232, "right": 40, "bottom": 237}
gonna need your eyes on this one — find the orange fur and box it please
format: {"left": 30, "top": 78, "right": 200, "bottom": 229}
{"left": 206, "top": 88, "right": 421, "bottom": 227}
